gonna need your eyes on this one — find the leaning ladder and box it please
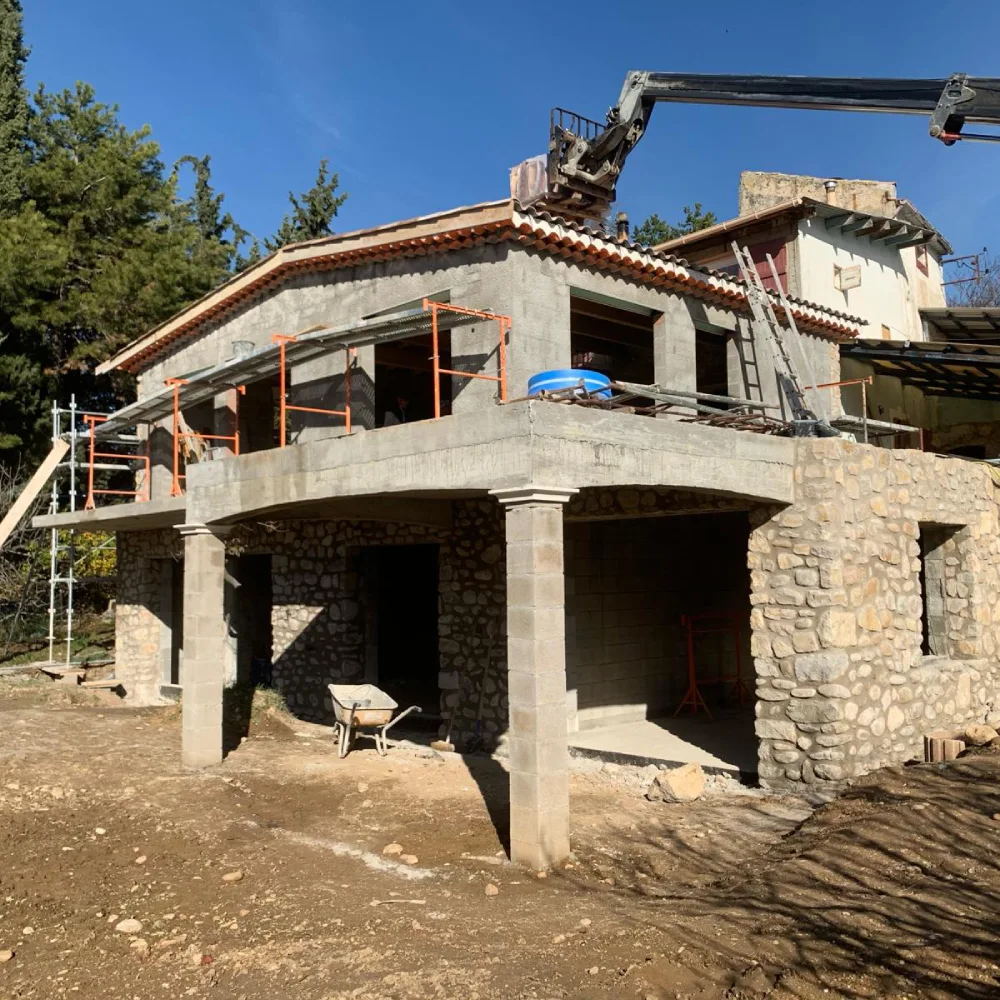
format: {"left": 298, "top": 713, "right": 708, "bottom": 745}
{"left": 731, "top": 242, "right": 822, "bottom": 422}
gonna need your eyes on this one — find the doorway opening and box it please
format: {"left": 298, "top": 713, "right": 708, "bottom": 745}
{"left": 165, "top": 557, "right": 183, "bottom": 686}
{"left": 236, "top": 554, "right": 274, "bottom": 686}
{"left": 364, "top": 544, "right": 441, "bottom": 716}
{"left": 564, "top": 507, "right": 756, "bottom": 775}
{"left": 696, "top": 329, "right": 730, "bottom": 399}
{"left": 570, "top": 293, "right": 656, "bottom": 385}
{"left": 240, "top": 375, "right": 280, "bottom": 453}
{"left": 375, "top": 332, "right": 451, "bottom": 426}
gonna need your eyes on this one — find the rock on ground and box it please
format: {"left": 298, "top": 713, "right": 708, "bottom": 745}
{"left": 646, "top": 762, "right": 706, "bottom": 803}
{"left": 965, "top": 723, "right": 999, "bottom": 746}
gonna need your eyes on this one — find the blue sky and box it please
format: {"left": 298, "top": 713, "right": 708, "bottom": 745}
{"left": 24, "top": 1, "right": 1000, "bottom": 262}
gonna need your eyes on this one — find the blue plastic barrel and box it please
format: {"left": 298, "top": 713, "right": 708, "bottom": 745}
{"left": 527, "top": 368, "right": 612, "bottom": 400}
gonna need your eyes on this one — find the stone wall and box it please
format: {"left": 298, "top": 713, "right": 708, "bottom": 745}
{"left": 114, "top": 501, "right": 506, "bottom": 744}
{"left": 750, "top": 439, "right": 1000, "bottom": 788}
{"left": 115, "top": 531, "right": 176, "bottom": 704}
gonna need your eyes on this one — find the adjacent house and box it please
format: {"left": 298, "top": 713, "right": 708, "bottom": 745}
{"left": 657, "top": 171, "right": 951, "bottom": 342}
{"left": 34, "top": 196, "right": 1000, "bottom": 870}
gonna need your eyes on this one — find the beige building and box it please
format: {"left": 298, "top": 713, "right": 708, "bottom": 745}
{"left": 658, "top": 171, "right": 951, "bottom": 342}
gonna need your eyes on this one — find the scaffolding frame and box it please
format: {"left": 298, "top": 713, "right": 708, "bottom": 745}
{"left": 47, "top": 396, "right": 136, "bottom": 665}
{"left": 167, "top": 378, "right": 244, "bottom": 497}
{"left": 84, "top": 414, "right": 150, "bottom": 509}
{"left": 274, "top": 335, "right": 352, "bottom": 447}
{"left": 424, "top": 299, "right": 509, "bottom": 418}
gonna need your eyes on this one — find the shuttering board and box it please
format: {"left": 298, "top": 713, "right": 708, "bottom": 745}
{"left": 0, "top": 439, "right": 70, "bottom": 551}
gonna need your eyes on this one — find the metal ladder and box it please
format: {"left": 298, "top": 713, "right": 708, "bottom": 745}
{"left": 731, "top": 242, "right": 822, "bottom": 423}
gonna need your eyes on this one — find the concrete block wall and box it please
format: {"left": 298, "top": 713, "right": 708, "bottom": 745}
{"left": 564, "top": 491, "right": 753, "bottom": 730}
{"left": 130, "top": 243, "right": 843, "bottom": 499}
{"left": 750, "top": 439, "right": 1000, "bottom": 787}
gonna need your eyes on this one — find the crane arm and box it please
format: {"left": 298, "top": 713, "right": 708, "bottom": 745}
{"left": 542, "top": 72, "right": 1000, "bottom": 220}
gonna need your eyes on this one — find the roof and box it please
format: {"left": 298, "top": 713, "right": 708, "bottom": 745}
{"left": 655, "top": 196, "right": 952, "bottom": 258}
{"left": 98, "top": 200, "right": 863, "bottom": 376}
{"left": 841, "top": 338, "right": 1000, "bottom": 402}
{"left": 921, "top": 306, "right": 1000, "bottom": 341}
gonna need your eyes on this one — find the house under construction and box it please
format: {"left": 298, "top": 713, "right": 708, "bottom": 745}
{"left": 34, "top": 194, "right": 1000, "bottom": 870}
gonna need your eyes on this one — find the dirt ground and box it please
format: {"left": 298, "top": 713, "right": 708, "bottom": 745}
{"left": 1, "top": 678, "right": 999, "bottom": 999}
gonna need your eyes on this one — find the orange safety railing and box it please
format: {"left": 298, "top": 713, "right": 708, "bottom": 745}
{"left": 274, "top": 335, "right": 353, "bottom": 448}
{"left": 423, "top": 299, "right": 509, "bottom": 419}
{"left": 167, "top": 378, "right": 245, "bottom": 497}
{"left": 83, "top": 414, "right": 150, "bottom": 509}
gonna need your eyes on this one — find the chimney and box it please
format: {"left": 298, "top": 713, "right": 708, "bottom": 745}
{"left": 824, "top": 179, "right": 838, "bottom": 206}
{"left": 615, "top": 211, "right": 630, "bottom": 243}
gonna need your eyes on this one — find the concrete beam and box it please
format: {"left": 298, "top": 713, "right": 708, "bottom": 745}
{"left": 526, "top": 402, "right": 795, "bottom": 504}
{"left": 492, "top": 485, "right": 577, "bottom": 870}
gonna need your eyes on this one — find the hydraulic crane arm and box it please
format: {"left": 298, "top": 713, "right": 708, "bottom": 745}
{"left": 543, "top": 72, "right": 1000, "bottom": 220}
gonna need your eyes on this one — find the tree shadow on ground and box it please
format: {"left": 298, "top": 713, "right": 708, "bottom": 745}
{"left": 552, "top": 757, "right": 1000, "bottom": 999}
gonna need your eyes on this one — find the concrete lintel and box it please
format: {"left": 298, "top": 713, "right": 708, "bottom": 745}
{"left": 490, "top": 486, "right": 579, "bottom": 506}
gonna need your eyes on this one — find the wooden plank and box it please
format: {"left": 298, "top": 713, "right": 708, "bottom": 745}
{"left": 0, "top": 439, "right": 70, "bottom": 551}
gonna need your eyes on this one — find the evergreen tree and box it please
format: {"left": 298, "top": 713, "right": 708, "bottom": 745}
{"left": 0, "top": 82, "right": 236, "bottom": 462}
{"left": 0, "top": 0, "right": 28, "bottom": 212}
{"left": 267, "top": 158, "right": 347, "bottom": 248}
{"left": 235, "top": 159, "right": 348, "bottom": 269}
{"left": 631, "top": 202, "right": 718, "bottom": 247}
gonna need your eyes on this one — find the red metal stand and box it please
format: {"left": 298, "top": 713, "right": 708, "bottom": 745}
{"left": 673, "top": 611, "right": 751, "bottom": 720}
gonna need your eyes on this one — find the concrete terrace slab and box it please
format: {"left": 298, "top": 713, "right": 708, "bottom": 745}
{"left": 33, "top": 494, "right": 186, "bottom": 532}
{"left": 186, "top": 400, "right": 796, "bottom": 525}
{"left": 568, "top": 713, "right": 758, "bottom": 776}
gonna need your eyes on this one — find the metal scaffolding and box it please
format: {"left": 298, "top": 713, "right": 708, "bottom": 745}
{"left": 46, "top": 396, "right": 140, "bottom": 665}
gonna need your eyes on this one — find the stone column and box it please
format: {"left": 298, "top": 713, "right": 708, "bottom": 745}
{"left": 491, "top": 485, "right": 578, "bottom": 870}
{"left": 176, "top": 523, "right": 230, "bottom": 768}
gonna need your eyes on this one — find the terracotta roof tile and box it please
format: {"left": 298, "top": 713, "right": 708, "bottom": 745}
{"left": 99, "top": 199, "right": 862, "bottom": 376}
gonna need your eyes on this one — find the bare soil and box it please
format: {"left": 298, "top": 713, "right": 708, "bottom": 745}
{"left": 1, "top": 678, "right": 999, "bottom": 999}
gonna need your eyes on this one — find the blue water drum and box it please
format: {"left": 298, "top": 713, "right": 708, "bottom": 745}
{"left": 527, "top": 368, "right": 612, "bottom": 400}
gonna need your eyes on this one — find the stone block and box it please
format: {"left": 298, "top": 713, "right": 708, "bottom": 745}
{"left": 794, "top": 649, "right": 849, "bottom": 684}
{"left": 818, "top": 609, "right": 857, "bottom": 649}
{"left": 790, "top": 628, "right": 820, "bottom": 655}
{"left": 787, "top": 699, "right": 843, "bottom": 725}
{"left": 755, "top": 718, "right": 798, "bottom": 742}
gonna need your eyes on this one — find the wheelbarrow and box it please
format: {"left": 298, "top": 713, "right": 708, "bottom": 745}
{"left": 327, "top": 683, "right": 422, "bottom": 759}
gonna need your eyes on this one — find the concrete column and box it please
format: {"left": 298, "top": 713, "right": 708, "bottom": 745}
{"left": 491, "top": 485, "right": 578, "bottom": 870}
{"left": 654, "top": 295, "right": 697, "bottom": 391}
{"left": 176, "top": 523, "right": 231, "bottom": 768}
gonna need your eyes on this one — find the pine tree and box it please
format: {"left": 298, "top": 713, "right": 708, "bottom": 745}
{"left": 266, "top": 159, "right": 347, "bottom": 250}
{"left": 234, "top": 159, "right": 348, "bottom": 269}
{"left": 0, "top": 82, "right": 237, "bottom": 463}
{"left": 631, "top": 202, "right": 718, "bottom": 247}
{"left": 0, "top": 0, "right": 28, "bottom": 212}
